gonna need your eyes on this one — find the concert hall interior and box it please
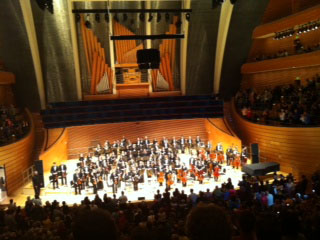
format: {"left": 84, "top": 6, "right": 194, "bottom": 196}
{"left": 1, "top": 0, "right": 320, "bottom": 240}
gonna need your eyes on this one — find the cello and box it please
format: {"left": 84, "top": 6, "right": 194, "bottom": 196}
{"left": 181, "top": 171, "right": 187, "bottom": 187}
{"left": 167, "top": 173, "right": 174, "bottom": 189}
{"left": 158, "top": 172, "right": 165, "bottom": 186}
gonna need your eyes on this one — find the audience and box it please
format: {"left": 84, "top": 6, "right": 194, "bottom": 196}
{"left": 251, "top": 37, "right": 320, "bottom": 62}
{"left": 235, "top": 75, "right": 320, "bottom": 126}
{"left": 0, "top": 104, "right": 29, "bottom": 146}
{"left": 1, "top": 172, "right": 320, "bottom": 240}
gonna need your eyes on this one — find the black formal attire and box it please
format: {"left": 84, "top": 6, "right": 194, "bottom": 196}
{"left": 32, "top": 174, "right": 41, "bottom": 197}
{"left": 51, "top": 165, "right": 59, "bottom": 189}
{"left": 73, "top": 173, "right": 81, "bottom": 195}
{"left": 60, "top": 164, "right": 67, "bottom": 185}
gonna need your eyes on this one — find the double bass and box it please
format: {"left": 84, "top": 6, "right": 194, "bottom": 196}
{"left": 181, "top": 171, "right": 187, "bottom": 187}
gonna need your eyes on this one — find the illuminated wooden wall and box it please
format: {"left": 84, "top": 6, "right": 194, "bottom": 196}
{"left": 226, "top": 102, "right": 320, "bottom": 179}
{"left": 0, "top": 109, "right": 35, "bottom": 196}
{"left": 205, "top": 118, "right": 241, "bottom": 152}
{"left": 67, "top": 118, "right": 208, "bottom": 158}
{"left": 39, "top": 128, "right": 68, "bottom": 172}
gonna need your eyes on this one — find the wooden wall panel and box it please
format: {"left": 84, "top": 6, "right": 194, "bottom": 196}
{"left": 45, "top": 128, "right": 64, "bottom": 150}
{"left": 205, "top": 119, "right": 242, "bottom": 151}
{"left": 242, "top": 65, "right": 320, "bottom": 89}
{"left": 0, "top": 109, "right": 35, "bottom": 196}
{"left": 256, "top": 4, "right": 320, "bottom": 37}
{"left": 226, "top": 101, "right": 320, "bottom": 180}
{"left": 67, "top": 119, "right": 208, "bottom": 158}
{"left": 39, "top": 128, "right": 68, "bottom": 172}
{"left": 241, "top": 50, "right": 320, "bottom": 74}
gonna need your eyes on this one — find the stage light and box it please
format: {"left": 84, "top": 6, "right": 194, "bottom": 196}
{"left": 186, "top": 13, "right": 190, "bottom": 21}
{"left": 105, "top": 13, "right": 109, "bottom": 23}
{"left": 114, "top": 13, "right": 119, "bottom": 22}
{"left": 139, "top": 13, "right": 145, "bottom": 22}
{"left": 123, "top": 13, "right": 128, "bottom": 22}
{"left": 157, "top": 13, "right": 161, "bottom": 22}
{"left": 165, "top": 13, "right": 170, "bottom": 22}
{"left": 35, "top": 0, "right": 54, "bottom": 14}
{"left": 85, "top": 14, "right": 91, "bottom": 28}
{"left": 95, "top": 13, "right": 100, "bottom": 23}
{"left": 148, "top": 13, "right": 153, "bottom": 22}
{"left": 75, "top": 13, "right": 80, "bottom": 23}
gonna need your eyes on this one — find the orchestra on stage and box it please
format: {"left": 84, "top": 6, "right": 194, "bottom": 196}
{"left": 49, "top": 136, "right": 248, "bottom": 195}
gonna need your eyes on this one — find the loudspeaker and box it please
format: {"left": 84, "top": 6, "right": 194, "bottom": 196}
{"left": 251, "top": 143, "right": 259, "bottom": 164}
{"left": 138, "top": 197, "right": 145, "bottom": 201}
{"left": 137, "top": 49, "right": 160, "bottom": 69}
{"left": 34, "top": 160, "right": 45, "bottom": 188}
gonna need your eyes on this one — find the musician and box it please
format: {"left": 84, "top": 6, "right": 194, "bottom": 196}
{"left": 104, "top": 140, "right": 111, "bottom": 151}
{"left": 195, "top": 160, "right": 205, "bottom": 184}
{"left": 162, "top": 137, "right": 169, "bottom": 149}
{"left": 213, "top": 165, "right": 220, "bottom": 182}
{"left": 79, "top": 153, "right": 85, "bottom": 162}
{"left": 94, "top": 143, "right": 102, "bottom": 156}
{"left": 110, "top": 171, "right": 118, "bottom": 194}
{"left": 226, "top": 146, "right": 234, "bottom": 166}
{"left": 50, "top": 162, "right": 59, "bottom": 189}
{"left": 73, "top": 169, "right": 81, "bottom": 195}
{"left": 91, "top": 177, "right": 98, "bottom": 194}
{"left": 59, "top": 163, "right": 67, "bottom": 186}
{"left": 216, "top": 142, "right": 224, "bottom": 153}
{"left": 121, "top": 136, "right": 127, "bottom": 147}
{"left": 187, "top": 136, "right": 193, "bottom": 148}
{"left": 136, "top": 137, "right": 142, "bottom": 147}
{"left": 196, "top": 136, "right": 201, "bottom": 147}
{"left": 241, "top": 146, "right": 248, "bottom": 164}
{"left": 32, "top": 171, "right": 41, "bottom": 197}
{"left": 144, "top": 136, "right": 150, "bottom": 148}
{"left": 180, "top": 136, "right": 186, "bottom": 149}
{"left": 133, "top": 172, "right": 140, "bottom": 191}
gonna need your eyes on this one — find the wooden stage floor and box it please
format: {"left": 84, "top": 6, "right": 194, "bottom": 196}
{"left": 7, "top": 156, "right": 245, "bottom": 206}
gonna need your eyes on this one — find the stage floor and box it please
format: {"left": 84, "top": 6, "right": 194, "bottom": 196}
{"left": 7, "top": 157, "right": 245, "bottom": 206}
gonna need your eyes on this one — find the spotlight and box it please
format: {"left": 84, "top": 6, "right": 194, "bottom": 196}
{"left": 75, "top": 13, "right": 80, "bottom": 23}
{"left": 165, "top": 13, "right": 170, "bottom": 22}
{"left": 139, "top": 13, "right": 145, "bottom": 22}
{"left": 123, "top": 13, "right": 128, "bottom": 22}
{"left": 148, "top": 13, "right": 153, "bottom": 22}
{"left": 113, "top": 13, "right": 119, "bottom": 22}
{"left": 85, "top": 14, "right": 91, "bottom": 28}
{"left": 105, "top": 13, "right": 109, "bottom": 23}
{"left": 186, "top": 13, "right": 191, "bottom": 21}
{"left": 157, "top": 13, "right": 161, "bottom": 22}
{"left": 95, "top": 13, "right": 100, "bottom": 23}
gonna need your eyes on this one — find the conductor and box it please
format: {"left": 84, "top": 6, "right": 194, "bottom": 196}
{"left": 32, "top": 171, "right": 41, "bottom": 197}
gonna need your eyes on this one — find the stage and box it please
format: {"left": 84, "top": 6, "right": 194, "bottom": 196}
{"left": 14, "top": 156, "right": 244, "bottom": 206}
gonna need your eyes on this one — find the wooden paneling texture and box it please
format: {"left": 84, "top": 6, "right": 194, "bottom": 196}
{"left": 205, "top": 119, "right": 241, "bottom": 151}
{"left": 249, "top": 29, "right": 320, "bottom": 60}
{"left": 262, "top": 0, "right": 292, "bottom": 24}
{"left": 67, "top": 119, "right": 208, "bottom": 158}
{"left": 39, "top": 128, "right": 68, "bottom": 172}
{"left": 242, "top": 65, "right": 320, "bottom": 89}
{"left": 0, "top": 109, "right": 35, "bottom": 196}
{"left": 45, "top": 128, "right": 64, "bottom": 150}
{"left": 256, "top": 3, "right": 320, "bottom": 37}
{"left": 226, "top": 101, "right": 320, "bottom": 179}
{"left": 116, "top": 83, "right": 149, "bottom": 98}
{"left": 242, "top": 50, "right": 320, "bottom": 74}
